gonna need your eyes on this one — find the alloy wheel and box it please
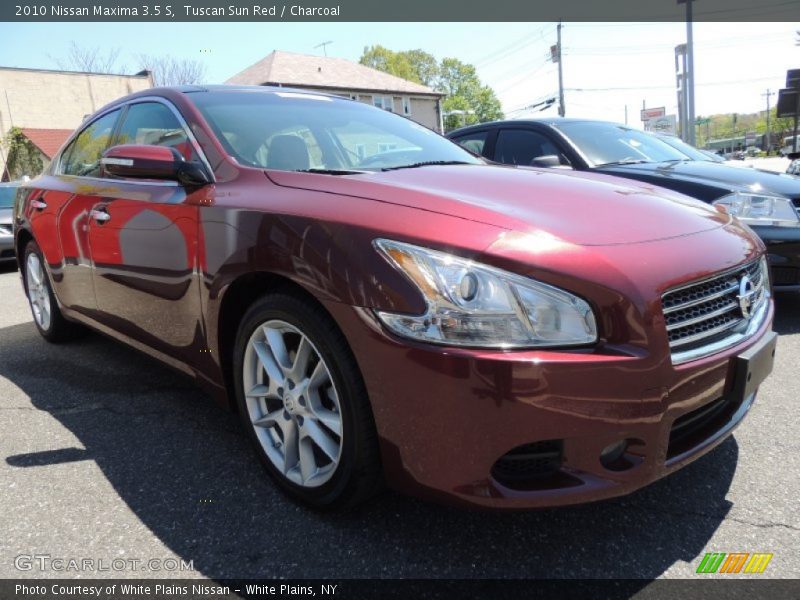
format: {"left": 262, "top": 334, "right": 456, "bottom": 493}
{"left": 242, "top": 319, "right": 343, "bottom": 488}
{"left": 26, "top": 253, "right": 51, "bottom": 331}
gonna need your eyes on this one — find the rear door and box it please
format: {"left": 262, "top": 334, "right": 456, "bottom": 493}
{"left": 31, "top": 108, "right": 123, "bottom": 314}
{"left": 87, "top": 100, "right": 207, "bottom": 364}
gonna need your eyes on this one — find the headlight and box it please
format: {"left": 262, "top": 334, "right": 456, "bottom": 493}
{"left": 373, "top": 239, "right": 598, "bottom": 348}
{"left": 713, "top": 192, "right": 799, "bottom": 227}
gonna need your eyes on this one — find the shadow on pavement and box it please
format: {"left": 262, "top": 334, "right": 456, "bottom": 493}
{"left": 0, "top": 315, "right": 753, "bottom": 580}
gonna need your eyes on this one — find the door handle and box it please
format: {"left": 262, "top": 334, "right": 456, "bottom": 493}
{"left": 31, "top": 199, "right": 47, "bottom": 211}
{"left": 90, "top": 208, "right": 111, "bottom": 224}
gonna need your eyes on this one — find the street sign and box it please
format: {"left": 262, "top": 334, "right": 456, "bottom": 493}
{"left": 641, "top": 107, "right": 666, "bottom": 121}
{"left": 745, "top": 131, "right": 756, "bottom": 146}
{"left": 777, "top": 89, "right": 800, "bottom": 118}
{"left": 786, "top": 69, "right": 800, "bottom": 88}
{"left": 644, "top": 115, "right": 677, "bottom": 135}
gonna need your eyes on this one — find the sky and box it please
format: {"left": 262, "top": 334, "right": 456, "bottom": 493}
{"left": 0, "top": 21, "right": 797, "bottom": 128}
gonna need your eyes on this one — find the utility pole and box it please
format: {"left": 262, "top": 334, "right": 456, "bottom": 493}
{"left": 762, "top": 88, "right": 774, "bottom": 153}
{"left": 684, "top": 0, "right": 696, "bottom": 146}
{"left": 557, "top": 22, "right": 565, "bottom": 117}
{"left": 624, "top": 105, "right": 628, "bottom": 125}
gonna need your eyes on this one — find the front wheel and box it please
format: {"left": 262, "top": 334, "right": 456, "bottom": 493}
{"left": 233, "top": 292, "right": 382, "bottom": 510}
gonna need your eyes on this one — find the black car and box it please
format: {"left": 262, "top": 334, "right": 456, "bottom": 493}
{"left": 448, "top": 119, "right": 800, "bottom": 291}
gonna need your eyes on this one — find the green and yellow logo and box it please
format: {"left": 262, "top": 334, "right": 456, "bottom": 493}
{"left": 696, "top": 552, "right": 773, "bottom": 574}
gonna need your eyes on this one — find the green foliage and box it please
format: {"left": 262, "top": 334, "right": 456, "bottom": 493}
{"left": 695, "top": 108, "right": 795, "bottom": 150}
{"left": 359, "top": 46, "right": 504, "bottom": 130}
{"left": 3, "top": 127, "right": 44, "bottom": 180}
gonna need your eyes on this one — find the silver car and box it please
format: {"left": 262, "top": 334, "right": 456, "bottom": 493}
{"left": 0, "top": 182, "right": 19, "bottom": 267}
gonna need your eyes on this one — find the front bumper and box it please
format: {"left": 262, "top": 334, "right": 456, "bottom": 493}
{"left": 750, "top": 224, "right": 800, "bottom": 291}
{"left": 323, "top": 300, "right": 775, "bottom": 509}
{"left": 0, "top": 231, "right": 15, "bottom": 263}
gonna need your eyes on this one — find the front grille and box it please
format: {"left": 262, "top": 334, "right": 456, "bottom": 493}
{"left": 662, "top": 259, "right": 768, "bottom": 363}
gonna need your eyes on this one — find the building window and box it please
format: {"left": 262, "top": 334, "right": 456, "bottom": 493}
{"left": 373, "top": 96, "right": 394, "bottom": 112}
{"left": 403, "top": 97, "right": 412, "bottom": 116}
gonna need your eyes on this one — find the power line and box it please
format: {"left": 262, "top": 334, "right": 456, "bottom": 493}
{"left": 566, "top": 75, "right": 783, "bottom": 92}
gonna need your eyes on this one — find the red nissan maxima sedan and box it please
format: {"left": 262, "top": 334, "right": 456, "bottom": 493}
{"left": 13, "top": 86, "right": 776, "bottom": 510}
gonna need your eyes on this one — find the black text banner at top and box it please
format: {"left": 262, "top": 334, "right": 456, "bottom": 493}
{"left": 4, "top": 0, "right": 800, "bottom": 22}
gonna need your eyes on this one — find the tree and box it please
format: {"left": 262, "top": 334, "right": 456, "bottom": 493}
{"left": 137, "top": 54, "right": 207, "bottom": 87}
{"left": 358, "top": 47, "right": 503, "bottom": 130}
{"left": 51, "top": 42, "right": 124, "bottom": 73}
{"left": 50, "top": 42, "right": 206, "bottom": 86}
{"left": 438, "top": 58, "right": 503, "bottom": 130}
{"left": 359, "top": 45, "right": 421, "bottom": 84}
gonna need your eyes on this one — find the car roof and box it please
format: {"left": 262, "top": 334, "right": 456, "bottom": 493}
{"left": 448, "top": 117, "right": 627, "bottom": 136}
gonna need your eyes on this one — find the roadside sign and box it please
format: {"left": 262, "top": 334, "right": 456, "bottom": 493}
{"left": 641, "top": 107, "right": 666, "bottom": 121}
{"left": 786, "top": 69, "right": 800, "bottom": 88}
{"left": 644, "top": 115, "right": 677, "bottom": 135}
{"left": 745, "top": 132, "right": 756, "bottom": 146}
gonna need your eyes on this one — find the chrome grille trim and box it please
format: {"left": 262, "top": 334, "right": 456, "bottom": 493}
{"left": 663, "top": 258, "right": 770, "bottom": 365}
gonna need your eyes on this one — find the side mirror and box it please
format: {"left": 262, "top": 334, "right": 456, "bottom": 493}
{"left": 530, "top": 154, "right": 563, "bottom": 168}
{"left": 101, "top": 145, "right": 211, "bottom": 186}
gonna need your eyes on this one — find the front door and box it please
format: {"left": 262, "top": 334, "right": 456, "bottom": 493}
{"left": 87, "top": 101, "right": 206, "bottom": 365}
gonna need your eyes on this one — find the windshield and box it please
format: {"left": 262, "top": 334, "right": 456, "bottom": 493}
{"left": 554, "top": 121, "right": 690, "bottom": 167}
{"left": 653, "top": 135, "right": 712, "bottom": 161}
{"left": 191, "top": 90, "right": 481, "bottom": 172}
{"left": 0, "top": 185, "right": 17, "bottom": 208}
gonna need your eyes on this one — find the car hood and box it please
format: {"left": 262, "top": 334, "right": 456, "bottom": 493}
{"left": 266, "top": 165, "right": 730, "bottom": 247}
{"left": 597, "top": 160, "right": 800, "bottom": 198}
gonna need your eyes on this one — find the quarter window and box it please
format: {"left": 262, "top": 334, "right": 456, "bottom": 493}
{"left": 60, "top": 110, "right": 121, "bottom": 177}
{"left": 114, "top": 102, "right": 197, "bottom": 161}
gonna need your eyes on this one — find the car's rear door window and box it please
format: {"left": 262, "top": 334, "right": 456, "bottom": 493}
{"left": 60, "top": 110, "right": 121, "bottom": 177}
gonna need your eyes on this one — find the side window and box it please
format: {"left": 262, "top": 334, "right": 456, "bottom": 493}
{"left": 495, "top": 129, "right": 565, "bottom": 166}
{"left": 114, "top": 102, "right": 197, "bottom": 162}
{"left": 60, "top": 110, "right": 121, "bottom": 177}
{"left": 452, "top": 131, "right": 490, "bottom": 157}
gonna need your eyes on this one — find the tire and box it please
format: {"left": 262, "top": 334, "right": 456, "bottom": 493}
{"left": 233, "top": 292, "right": 382, "bottom": 510}
{"left": 23, "top": 240, "right": 85, "bottom": 343}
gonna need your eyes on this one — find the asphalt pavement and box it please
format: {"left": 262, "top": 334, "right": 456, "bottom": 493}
{"left": 0, "top": 263, "right": 798, "bottom": 582}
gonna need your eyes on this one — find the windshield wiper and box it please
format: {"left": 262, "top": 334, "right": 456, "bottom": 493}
{"left": 381, "top": 160, "right": 473, "bottom": 171}
{"left": 295, "top": 168, "right": 370, "bottom": 175}
{"left": 594, "top": 159, "right": 652, "bottom": 167}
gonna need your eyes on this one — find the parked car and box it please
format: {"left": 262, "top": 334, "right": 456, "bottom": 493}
{"left": 655, "top": 134, "right": 725, "bottom": 163}
{"left": 0, "top": 181, "right": 21, "bottom": 267}
{"left": 449, "top": 118, "right": 800, "bottom": 291}
{"left": 14, "top": 87, "right": 776, "bottom": 510}
{"left": 787, "top": 159, "right": 800, "bottom": 176}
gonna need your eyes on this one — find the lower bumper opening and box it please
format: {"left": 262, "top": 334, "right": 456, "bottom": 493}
{"left": 491, "top": 440, "right": 581, "bottom": 491}
{"left": 667, "top": 395, "right": 738, "bottom": 459}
